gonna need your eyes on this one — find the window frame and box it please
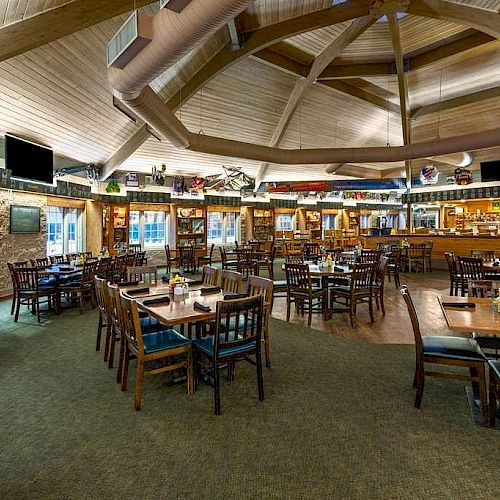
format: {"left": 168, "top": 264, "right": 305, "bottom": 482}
{"left": 46, "top": 205, "right": 84, "bottom": 256}
{"left": 207, "top": 210, "right": 239, "bottom": 245}
{"left": 128, "top": 209, "right": 170, "bottom": 249}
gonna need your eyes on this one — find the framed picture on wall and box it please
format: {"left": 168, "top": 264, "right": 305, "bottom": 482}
{"left": 10, "top": 205, "right": 40, "bottom": 233}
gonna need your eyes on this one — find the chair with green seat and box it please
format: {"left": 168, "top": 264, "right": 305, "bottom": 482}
{"left": 119, "top": 292, "right": 193, "bottom": 410}
{"left": 192, "top": 294, "right": 264, "bottom": 415}
{"left": 400, "top": 286, "right": 488, "bottom": 422}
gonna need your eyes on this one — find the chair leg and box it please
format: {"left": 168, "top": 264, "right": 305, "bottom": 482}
{"left": 349, "top": 300, "right": 355, "bottom": 327}
{"left": 36, "top": 298, "right": 41, "bottom": 323}
{"left": 256, "top": 349, "right": 264, "bottom": 402}
{"left": 117, "top": 334, "right": 126, "bottom": 384}
{"left": 134, "top": 357, "right": 145, "bottom": 411}
{"left": 187, "top": 349, "right": 193, "bottom": 395}
{"left": 380, "top": 291, "right": 385, "bottom": 316}
{"left": 263, "top": 328, "right": 272, "bottom": 368}
{"left": 286, "top": 296, "right": 291, "bottom": 322}
{"left": 368, "top": 295, "right": 374, "bottom": 323}
{"left": 307, "top": 298, "right": 312, "bottom": 327}
{"left": 96, "top": 315, "right": 103, "bottom": 351}
{"left": 214, "top": 365, "right": 221, "bottom": 416}
{"left": 414, "top": 363, "right": 425, "bottom": 408}
{"left": 104, "top": 324, "right": 113, "bottom": 362}
{"left": 10, "top": 295, "right": 16, "bottom": 315}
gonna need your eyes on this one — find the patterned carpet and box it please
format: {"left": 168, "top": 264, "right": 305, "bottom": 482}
{"left": 0, "top": 292, "right": 499, "bottom": 499}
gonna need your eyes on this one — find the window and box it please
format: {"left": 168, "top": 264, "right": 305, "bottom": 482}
{"left": 321, "top": 213, "right": 336, "bottom": 238}
{"left": 360, "top": 214, "right": 371, "bottom": 229}
{"left": 46, "top": 206, "right": 83, "bottom": 256}
{"left": 144, "top": 211, "right": 166, "bottom": 246}
{"left": 128, "top": 210, "right": 169, "bottom": 248}
{"left": 207, "top": 211, "right": 238, "bottom": 245}
{"left": 275, "top": 213, "right": 293, "bottom": 231}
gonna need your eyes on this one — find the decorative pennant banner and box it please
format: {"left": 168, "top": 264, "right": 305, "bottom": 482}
{"left": 259, "top": 178, "right": 406, "bottom": 193}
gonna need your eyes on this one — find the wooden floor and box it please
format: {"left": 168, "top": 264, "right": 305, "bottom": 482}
{"left": 270, "top": 271, "right": 457, "bottom": 345}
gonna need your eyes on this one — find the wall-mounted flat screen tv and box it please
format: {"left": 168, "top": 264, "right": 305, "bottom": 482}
{"left": 4, "top": 134, "right": 54, "bottom": 185}
{"left": 480, "top": 160, "right": 500, "bottom": 182}
{"left": 10, "top": 205, "right": 41, "bottom": 234}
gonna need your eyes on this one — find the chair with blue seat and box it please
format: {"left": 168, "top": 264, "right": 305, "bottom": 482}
{"left": 119, "top": 292, "right": 193, "bottom": 410}
{"left": 192, "top": 294, "right": 264, "bottom": 415}
{"left": 13, "top": 266, "right": 57, "bottom": 322}
{"left": 59, "top": 259, "right": 98, "bottom": 314}
{"left": 400, "top": 286, "right": 488, "bottom": 423}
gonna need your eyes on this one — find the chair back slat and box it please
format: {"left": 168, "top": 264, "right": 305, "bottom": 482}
{"left": 457, "top": 256, "right": 484, "bottom": 280}
{"left": 284, "top": 263, "right": 311, "bottom": 293}
{"left": 126, "top": 265, "right": 158, "bottom": 284}
{"left": 350, "top": 262, "right": 375, "bottom": 290}
{"left": 81, "top": 260, "right": 99, "bottom": 284}
{"left": 359, "top": 250, "right": 381, "bottom": 263}
{"left": 202, "top": 265, "right": 219, "bottom": 286}
{"left": 14, "top": 267, "right": 40, "bottom": 291}
{"left": 119, "top": 292, "right": 145, "bottom": 354}
{"left": 221, "top": 270, "right": 242, "bottom": 293}
{"left": 247, "top": 275, "right": 273, "bottom": 304}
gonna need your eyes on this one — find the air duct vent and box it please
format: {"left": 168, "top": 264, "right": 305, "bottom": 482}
{"left": 159, "top": 0, "right": 192, "bottom": 13}
{"left": 107, "top": 11, "right": 152, "bottom": 69}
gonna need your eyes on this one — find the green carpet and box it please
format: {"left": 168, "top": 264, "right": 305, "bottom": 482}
{"left": 0, "top": 298, "right": 498, "bottom": 499}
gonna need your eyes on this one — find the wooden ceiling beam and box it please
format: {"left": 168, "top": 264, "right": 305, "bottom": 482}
{"left": 103, "top": 2, "right": 370, "bottom": 177}
{"left": 319, "top": 61, "right": 394, "bottom": 79}
{"left": 251, "top": 48, "right": 309, "bottom": 77}
{"left": 388, "top": 13, "right": 412, "bottom": 186}
{"left": 408, "top": 0, "right": 500, "bottom": 38}
{"left": 320, "top": 80, "right": 400, "bottom": 115}
{"left": 411, "top": 85, "right": 500, "bottom": 119}
{"left": 408, "top": 30, "right": 495, "bottom": 71}
{"left": 0, "top": 0, "right": 154, "bottom": 62}
{"left": 255, "top": 16, "right": 377, "bottom": 186}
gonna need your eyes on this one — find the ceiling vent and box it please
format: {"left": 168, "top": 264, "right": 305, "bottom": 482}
{"left": 159, "top": 0, "right": 192, "bottom": 13}
{"left": 107, "top": 11, "right": 152, "bottom": 69}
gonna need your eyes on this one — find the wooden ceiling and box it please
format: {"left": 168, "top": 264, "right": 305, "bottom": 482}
{"left": 0, "top": 0, "right": 500, "bottom": 185}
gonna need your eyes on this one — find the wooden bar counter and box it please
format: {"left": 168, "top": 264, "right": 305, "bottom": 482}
{"left": 363, "top": 234, "right": 500, "bottom": 267}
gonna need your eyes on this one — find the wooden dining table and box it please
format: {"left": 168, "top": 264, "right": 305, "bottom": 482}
{"left": 438, "top": 295, "right": 500, "bottom": 335}
{"left": 39, "top": 264, "right": 83, "bottom": 314}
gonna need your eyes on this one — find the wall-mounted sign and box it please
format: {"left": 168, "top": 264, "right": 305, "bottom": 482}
{"left": 125, "top": 172, "right": 139, "bottom": 187}
{"left": 454, "top": 167, "right": 472, "bottom": 185}
{"left": 419, "top": 164, "right": 439, "bottom": 185}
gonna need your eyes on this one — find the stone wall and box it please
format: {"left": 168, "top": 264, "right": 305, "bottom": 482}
{"left": 0, "top": 191, "right": 47, "bottom": 297}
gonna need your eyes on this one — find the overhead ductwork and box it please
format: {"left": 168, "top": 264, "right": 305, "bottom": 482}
{"left": 108, "top": 0, "right": 500, "bottom": 172}
{"left": 430, "top": 152, "right": 474, "bottom": 167}
{"left": 108, "top": 0, "right": 254, "bottom": 100}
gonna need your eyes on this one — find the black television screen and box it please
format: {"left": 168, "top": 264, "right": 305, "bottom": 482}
{"left": 10, "top": 205, "right": 41, "bottom": 234}
{"left": 480, "top": 160, "right": 500, "bottom": 182}
{"left": 4, "top": 134, "right": 53, "bottom": 185}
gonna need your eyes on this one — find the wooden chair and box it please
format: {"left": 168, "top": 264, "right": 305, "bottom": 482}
{"left": 50, "top": 254, "right": 67, "bottom": 264}
{"left": 247, "top": 275, "right": 273, "bottom": 367}
{"left": 111, "top": 254, "right": 128, "bottom": 283}
{"left": 400, "top": 286, "right": 488, "bottom": 423}
{"left": 284, "top": 263, "right": 325, "bottom": 327}
{"left": 330, "top": 262, "right": 375, "bottom": 327}
{"left": 128, "top": 243, "right": 142, "bottom": 253}
{"left": 119, "top": 292, "right": 193, "bottom": 410}
{"left": 164, "top": 244, "right": 180, "bottom": 274}
{"left": 471, "top": 249, "right": 495, "bottom": 261}
{"left": 59, "top": 260, "right": 98, "bottom": 314}
{"left": 192, "top": 294, "right": 264, "bottom": 415}
{"left": 202, "top": 265, "right": 219, "bottom": 286}
{"left": 179, "top": 245, "right": 196, "bottom": 273}
{"left": 134, "top": 251, "right": 147, "bottom": 266}
{"left": 7, "top": 260, "right": 29, "bottom": 315}
{"left": 303, "top": 242, "right": 321, "bottom": 262}
{"left": 406, "top": 245, "right": 426, "bottom": 273}
{"left": 96, "top": 256, "right": 112, "bottom": 280}
{"left": 220, "top": 246, "right": 238, "bottom": 271}
{"left": 94, "top": 277, "right": 111, "bottom": 354}
{"left": 32, "top": 257, "right": 50, "bottom": 268}
{"left": 424, "top": 240, "right": 433, "bottom": 272}
{"left": 221, "top": 269, "right": 242, "bottom": 294}
{"left": 359, "top": 249, "right": 381, "bottom": 264}
{"left": 372, "top": 256, "right": 388, "bottom": 316}
{"left": 386, "top": 248, "right": 401, "bottom": 288}
{"left": 197, "top": 243, "right": 214, "bottom": 271}
{"left": 457, "top": 256, "right": 489, "bottom": 297}
{"left": 254, "top": 245, "right": 276, "bottom": 280}
{"left": 236, "top": 248, "right": 257, "bottom": 279}
{"left": 126, "top": 265, "right": 158, "bottom": 284}
{"left": 13, "top": 266, "right": 56, "bottom": 322}
{"left": 444, "top": 252, "right": 462, "bottom": 296}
